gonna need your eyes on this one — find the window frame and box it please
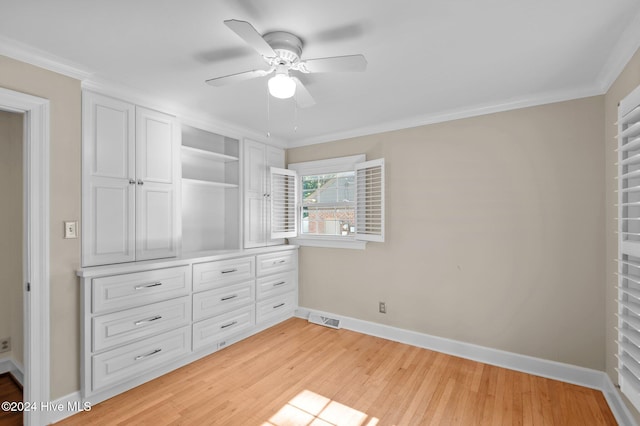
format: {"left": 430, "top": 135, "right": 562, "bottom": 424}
{"left": 286, "top": 155, "right": 369, "bottom": 249}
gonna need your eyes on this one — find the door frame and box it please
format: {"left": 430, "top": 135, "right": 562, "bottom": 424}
{"left": 0, "top": 87, "right": 50, "bottom": 426}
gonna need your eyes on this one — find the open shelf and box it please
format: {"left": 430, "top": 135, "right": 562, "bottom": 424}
{"left": 181, "top": 145, "right": 238, "bottom": 163}
{"left": 182, "top": 178, "right": 238, "bottom": 189}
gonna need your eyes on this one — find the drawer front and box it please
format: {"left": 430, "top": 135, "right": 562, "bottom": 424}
{"left": 256, "top": 271, "right": 296, "bottom": 300}
{"left": 193, "top": 280, "right": 255, "bottom": 321}
{"left": 92, "top": 266, "right": 190, "bottom": 314}
{"left": 256, "top": 251, "right": 296, "bottom": 277}
{"left": 92, "top": 296, "right": 190, "bottom": 352}
{"left": 256, "top": 291, "right": 297, "bottom": 324}
{"left": 193, "top": 257, "right": 255, "bottom": 292}
{"left": 92, "top": 326, "right": 190, "bottom": 391}
{"left": 192, "top": 306, "right": 255, "bottom": 351}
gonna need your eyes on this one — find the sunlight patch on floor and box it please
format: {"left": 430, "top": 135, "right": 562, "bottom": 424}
{"left": 264, "top": 389, "right": 380, "bottom": 426}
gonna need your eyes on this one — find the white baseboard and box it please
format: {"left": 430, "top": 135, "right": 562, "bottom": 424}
{"left": 296, "top": 307, "right": 637, "bottom": 426}
{"left": 0, "top": 356, "right": 24, "bottom": 387}
{"left": 46, "top": 391, "right": 88, "bottom": 425}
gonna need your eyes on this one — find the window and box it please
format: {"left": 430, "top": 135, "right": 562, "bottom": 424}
{"left": 270, "top": 155, "right": 384, "bottom": 249}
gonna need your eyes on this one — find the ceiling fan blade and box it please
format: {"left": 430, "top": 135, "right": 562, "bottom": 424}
{"left": 299, "top": 54, "right": 367, "bottom": 73}
{"left": 291, "top": 77, "right": 316, "bottom": 108}
{"left": 205, "top": 69, "right": 272, "bottom": 87}
{"left": 224, "top": 19, "right": 276, "bottom": 58}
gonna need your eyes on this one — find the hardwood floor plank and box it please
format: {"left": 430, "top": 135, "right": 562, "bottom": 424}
{"left": 55, "top": 318, "right": 617, "bottom": 426}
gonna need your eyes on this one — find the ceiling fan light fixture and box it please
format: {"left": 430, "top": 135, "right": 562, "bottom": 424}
{"left": 268, "top": 69, "right": 296, "bottom": 99}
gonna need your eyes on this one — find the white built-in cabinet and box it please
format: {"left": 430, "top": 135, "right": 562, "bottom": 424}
{"left": 82, "top": 92, "right": 179, "bottom": 267}
{"left": 181, "top": 125, "right": 240, "bottom": 252}
{"left": 243, "top": 139, "right": 285, "bottom": 248}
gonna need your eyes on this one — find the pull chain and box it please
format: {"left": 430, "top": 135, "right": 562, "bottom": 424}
{"left": 266, "top": 86, "right": 271, "bottom": 138}
{"left": 294, "top": 97, "right": 298, "bottom": 133}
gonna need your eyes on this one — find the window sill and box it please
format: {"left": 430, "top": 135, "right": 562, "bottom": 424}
{"left": 289, "top": 237, "right": 367, "bottom": 250}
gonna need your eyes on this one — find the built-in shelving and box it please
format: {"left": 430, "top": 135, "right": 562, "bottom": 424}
{"left": 181, "top": 124, "right": 240, "bottom": 253}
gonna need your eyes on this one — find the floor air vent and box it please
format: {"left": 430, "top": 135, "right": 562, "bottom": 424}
{"left": 308, "top": 313, "right": 341, "bottom": 329}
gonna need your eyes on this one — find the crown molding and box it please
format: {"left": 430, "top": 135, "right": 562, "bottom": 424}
{"left": 596, "top": 9, "right": 640, "bottom": 93}
{"left": 0, "top": 35, "right": 92, "bottom": 80}
{"left": 287, "top": 84, "right": 603, "bottom": 148}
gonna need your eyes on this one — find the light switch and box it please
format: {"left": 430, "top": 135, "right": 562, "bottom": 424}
{"left": 64, "top": 221, "right": 78, "bottom": 239}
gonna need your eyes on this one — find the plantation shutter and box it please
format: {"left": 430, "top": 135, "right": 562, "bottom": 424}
{"left": 617, "top": 83, "right": 640, "bottom": 412}
{"left": 355, "top": 159, "right": 385, "bottom": 242}
{"left": 270, "top": 167, "right": 298, "bottom": 239}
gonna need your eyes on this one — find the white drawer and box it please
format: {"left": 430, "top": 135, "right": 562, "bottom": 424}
{"left": 92, "top": 296, "right": 190, "bottom": 352}
{"left": 193, "top": 280, "right": 254, "bottom": 321}
{"left": 92, "top": 266, "right": 190, "bottom": 314}
{"left": 256, "top": 251, "right": 296, "bottom": 277}
{"left": 256, "top": 271, "right": 296, "bottom": 300}
{"left": 92, "top": 326, "right": 190, "bottom": 391}
{"left": 256, "top": 291, "right": 296, "bottom": 324}
{"left": 192, "top": 306, "right": 254, "bottom": 351}
{"left": 193, "top": 257, "right": 255, "bottom": 292}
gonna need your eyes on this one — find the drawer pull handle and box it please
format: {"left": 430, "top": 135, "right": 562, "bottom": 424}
{"left": 221, "top": 269, "right": 237, "bottom": 274}
{"left": 134, "top": 282, "right": 162, "bottom": 290}
{"left": 221, "top": 321, "right": 237, "bottom": 329}
{"left": 273, "top": 303, "right": 286, "bottom": 309}
{"left": 273, "top": 281, "right": 286, "bottom": 287}
{"left": 134, "top": 315, "right": 162, "bottom": 326}
{"left": 221, "top": 294, "right": 238, "bottom": 301}
{"left": 272, "top": 260, "right": 286, "bottom": 265}
{"left": 134, "top": 348, "right": 161, "bottom": 361}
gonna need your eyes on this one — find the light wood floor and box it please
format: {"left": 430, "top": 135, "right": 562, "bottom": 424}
{"left": 0, "top": 373, "right": 23, "bottom": 426}
{"left": 56, "top": 318, "right": 616, "bottom": 425}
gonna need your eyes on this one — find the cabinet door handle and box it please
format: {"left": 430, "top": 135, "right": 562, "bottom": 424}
{"left": 221, "top": 269, "right": 237, "bottom": 274}
{"left": 134, "top": 348, "right": 161, "bottom": 361}
{"left": 134, "top": 282, "right": 162, "bottom": 290}
{"left": 220, "top": 321, "right": 237, "bottom": 329}
{"left": 273, "top": 303, "right": 285, "bottom": 309}
{"left": 272, "top": 260, "right": 286, "bottom": 265}
{"left": 273, "top": 281, "right": 286, "bottom": 287}
{"left": 137, "top": 179, "right": 144, "bottom": 185}
{"left": 221, "top": 294, "right": 238, "bottom": 301}
{"left": 134, "top": 315, "right": 162, "bottom": 326}
{"left": 129, "top": 178, "right": 136, "bottom": 185}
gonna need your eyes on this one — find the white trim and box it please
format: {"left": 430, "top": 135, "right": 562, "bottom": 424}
{"left": 288, "top": 155, "right": 366, "bottom": 175}
{"left": 0, "top": 35, "right": 92, "bottom": 81}
{"left": 289, "top": 237, "right": 366, "bottom": 250}
{"left": 0, "top": 357, "right": 23, "bottom": 386}
{"left": 0, "top": 87, "right": 51, "bottom": 426}
{"left": 45, "top": 391, "right": 91, "bottom": 425}
{"left": 287, "top": 86, "right": 601, "bottom": 147}
{"left": 296, "top": 307, "right": 638, "bottom": 426}
{"left": 597, "top": 9, "right": 640, "bottom": 93}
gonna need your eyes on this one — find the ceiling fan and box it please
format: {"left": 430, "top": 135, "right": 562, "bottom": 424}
{"left": 205, "top": 20, "right": 368, "bottom": 108}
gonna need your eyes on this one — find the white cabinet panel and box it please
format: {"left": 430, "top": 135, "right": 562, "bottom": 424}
{"left": 192, "top": 257, "right": 255, "bottom": 292}
{"left": 256, "top": 271, "right": 296, "bottom": 300}
{"left": 256, "top": 251, "right": 296, "bottom": 276}
{"left": 192, "top": 280, "right": 254, "bottom": 321}
{"left": 92, "top": 296, "right": 190, "bottom": 352}
{"left": 192, "top": 306, "right": 254, "bottom": 351}
{"left": 92, "top": 266, "right": 190, "bottom": 314}
{"left": 82, "top": 92, "right": 136, "bottom": 266}
{"left": 243, "top": 139, "right": 284, "bottom": 248}
{"left": 82, "top": 92, "right": 179, "bottom": 266}
{"left": 136, "top": 182, "right": 177, "bottom": 260}
{"left": 256, "top": 292, "right": 296, "bottom": 324}
{"left": 92, "top": 326, "right": 190, "bottom": 391}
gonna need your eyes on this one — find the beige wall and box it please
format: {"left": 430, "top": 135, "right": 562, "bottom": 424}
{"left": 0, "top": 110, "right": 24, "bottom": 366}
{"left": 0, "top": 55, "right": 81, "bottom": 399}
{"left": 605, "top": 47, "right": 640, "bottom": 421}
{"left": 288, "top": 96, "right": 606, "bottom": 370}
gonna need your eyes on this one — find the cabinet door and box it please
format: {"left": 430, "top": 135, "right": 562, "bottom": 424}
{"left": 135, "top": 107, "right": 179, "bottom": 260}
{"left": 243, "top": 140, "right": 285, "bottom": 248}
{"left": 82, "top": 92, "right": 136, "bottom": 266}
{"left": 243, "top": 140, "right": 267, "bottom": 248}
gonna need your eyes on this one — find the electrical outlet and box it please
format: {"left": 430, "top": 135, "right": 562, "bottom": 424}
{"left": 0, "top": 337, "right": 10, "bottom": 353}
{"left": 379, "top": 302, "right": 386, "bottom": 314}
{"left": 218, "top": 340, "right": 227, "bottom": 349}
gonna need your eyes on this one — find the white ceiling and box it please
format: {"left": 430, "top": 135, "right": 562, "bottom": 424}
{"left": 1, "top": 0, "right": 640, "bottom": 146}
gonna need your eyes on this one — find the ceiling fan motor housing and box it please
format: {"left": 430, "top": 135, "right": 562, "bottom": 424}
{"left": 263, "top": 31, "right": 302, "bottom": 64}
